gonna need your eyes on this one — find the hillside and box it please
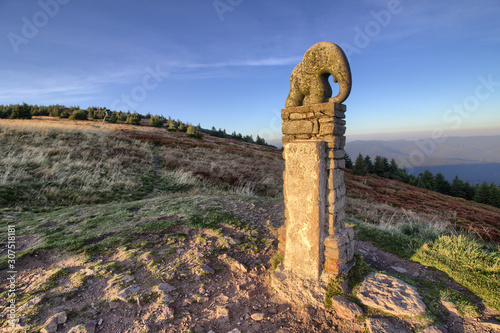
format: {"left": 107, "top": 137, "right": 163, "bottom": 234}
{"left": 1, "top": 118, "right": 500, "bottom": 332}
{"left": 346, "top": 136, "right": 500, "bottom": 184}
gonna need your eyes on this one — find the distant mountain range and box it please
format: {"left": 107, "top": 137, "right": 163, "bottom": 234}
{"left": 345, "top": 135, "right": 500, "bottom": 185}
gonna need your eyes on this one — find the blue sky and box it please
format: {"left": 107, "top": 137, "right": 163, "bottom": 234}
{"left": 1, "top": 0, "right": 499, "bottom": 145}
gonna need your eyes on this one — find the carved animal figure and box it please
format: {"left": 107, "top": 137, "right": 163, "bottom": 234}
{"left": 285, "top": 42, "right": 352, "bottom": 107}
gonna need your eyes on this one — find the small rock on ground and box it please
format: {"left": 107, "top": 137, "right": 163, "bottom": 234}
{"left": 358, "top": 272, "right": 426, "bottom": 316}
{"left": 250, "top": 312, "right": 265, "bottom": 321}
{"left": 158, "top": 282, "right": 175, "bottom": 293}
{"left": 331, "top": 296, "right": 363, "bottom": 320}
{"left": 40, "top": 312, "right": 67, "bottom": 333}
{"left": 116, "top": 284, "right": 140, "bottom": 302}
{"left": 367, "top": 318, "right": 409, "bottom": 333}
{"left": 421, "top": 325, "right": 445, "bottom": 333}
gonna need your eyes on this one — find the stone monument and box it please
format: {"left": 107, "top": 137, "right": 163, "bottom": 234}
{"left": 271, "top": 42, "right": 355, "bottom": 308}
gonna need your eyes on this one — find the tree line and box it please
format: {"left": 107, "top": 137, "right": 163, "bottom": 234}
{"left": 348, "top": 153, "right": 500, "bottom": 208}
{"left": 0, "top": 103, "right": 272, "bottom": 147}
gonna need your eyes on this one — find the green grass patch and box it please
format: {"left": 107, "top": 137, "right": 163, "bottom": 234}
{"left": 349, "top": 215, "right": 500, "bottom": 312}
{"left": 412, "top": 234, "right": 500, "bottom": 311}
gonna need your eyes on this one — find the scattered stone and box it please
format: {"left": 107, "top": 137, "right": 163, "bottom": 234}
{"left": 51, "top": 305, "right": 66, "bottom": 314}
{"left": 160, "top": 294, "right": 174, "bottom": 304}
{"left": 158, "top": 282, "right": 175, "bottom": 293}
{"left": 40, "top": 312, "right": 67, "bottom": 333}
{"left": 68, "top": 325, "right": 85, "bottom": 333}
{"left": 18, "top": 296, "right": 43, "bottom": 314}
{"left": 207, "top": 331, "right": 216, "bottom": 333}
{"left": 250, "top": 313, "right": 265, "bottom": 321}
{"left": 116, "top": 284, "right": 140, "bottom": 302}
{"left": 441, "top": 300, "right": 459, "bottom": 316}
{"left": 216, "top": 306, "right": 230, "bottom": 321}
{"left": 162, "top": 306, "right": 174, "bottom": 320}
{"left": 230, "top": 259, "right": 248, "bottom": 273}
{"left": 228, "top": 329, "right": 241, "bottom": 333}
{"left": 366, "top": 318, "right": 408, "bottom": 333}
{"left": 97, "top": 318, "right": 103, "bottom": 326}
{"left": 108, "top": 301, "right": 120, "bottom": 309}
{"left": 391, "top": 266, "right": 407, "bottom": 274}
{"left": 357, "top": 272, "right": 426, "bottom": 316}
{"left": 82, "top": 268, "right": 95, "bottom": 276}
{"left": 421, "top": 325, "right": 445, "bottom": 333}
{"left": 85, "top": 320, "right": 97, "bottom": 333}
{"left": 479, "top": 319, "right": 500, "bottom": 330}
{"left": 331, "top": 296, "right": 363, "bottom": 320}
{"left": 122, "top": 274, "right": 134, "bottom": 282}
{"left": 200, "top": 265, "right": 215, "bottom": 274}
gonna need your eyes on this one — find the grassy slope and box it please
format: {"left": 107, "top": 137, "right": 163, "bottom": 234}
{"left": 1, "top": 117, "right": 499, "bottom": 313}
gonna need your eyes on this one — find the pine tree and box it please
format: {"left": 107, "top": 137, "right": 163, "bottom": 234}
{"left": 474, "top": 181, "right": 491, "bottom": 204}
{"left": 345, "top": 153, "right": 353, "bottom": 169}
{"left": 451, "top": 176, "right": 466, "bottom": 198}
{"left": 364, "top": 155, "right": 374, "bottom": 174}
{"left": 374, "top": 156, "right": 385, "bottom": 176}
{"left": 419, "top": 170, "right": 436, "bottom": 191}
{"left": 353, "top": 154, "right": 368, "bottom": 176}
{"left": 435, "top": 173, "right": 451, "bottom": 195}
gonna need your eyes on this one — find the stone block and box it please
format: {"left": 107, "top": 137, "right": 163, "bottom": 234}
{"left": 282, "top": 120, "right": 314, "bottom": 135}
{"left": 327, "top": 169, "right": 344, "bottom": 189}
{"left": 333, "top": 124, "right": 346, "bottom": 136}
{"left": 319, "top": 122, "right": 334, "bottom": 136}
{"left": 283, "top": 141, "right": 326, "bottom": 280}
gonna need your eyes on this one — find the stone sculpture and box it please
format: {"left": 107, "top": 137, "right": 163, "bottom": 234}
{"left": 272, "top": 42, "right": 354, "bottom": 309}
{"left": 285, "top": 41, "right": 352, "bottom": 108}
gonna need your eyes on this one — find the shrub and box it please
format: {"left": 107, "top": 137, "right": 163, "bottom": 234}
{"left": 125, "top": 114, "right": 141, "bottom": 126}
{"left": 69, "top": 110, "right": 88, "bottom": 120}
{"left": 186, "top": 125, "right": 203, "bottom": 139}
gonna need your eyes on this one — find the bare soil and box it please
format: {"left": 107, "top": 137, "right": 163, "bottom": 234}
{"left": 2, "top": 200, "right": 499, "bottom": 333}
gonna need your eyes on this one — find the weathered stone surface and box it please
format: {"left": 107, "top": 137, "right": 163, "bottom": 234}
{"left": 270, "top": 265, "right": 328, "bottom": 308}
{"left": 250, "top": 312, "right": 265, "bottom": 321}
{"left": 158, "top": 282, "right": 175, "bottom": 293}
{"left": 285, "top": 42, "right": 351, "bottom": 107}
{"left": 479, "top": 319, "right": 500, "bottom": 330}
{"left": 40, "top": 312, "right": 67, "bottom": 333}
{"left": 283, "top": 141, "right": 326, "bottom": 280}
{"left": 68, "top": 325, "right": 86, "bottom": 333}
{"left": 357, "top": 273, "right": 426, "bottom": 316}
{"left": 282, "top": 120, "right": 314, "bottom": 135}
{"left": 200, "top": 265, "right": 215, "bottom": 274}
{"left": 366, "top": 318, "right": 409, "bottom": 333}
{"left": 116, "top": 284, "right": 140, "bottom": 302}
{"left": 216, "top": 306, "right": 229, "bottom": 321}
{"left": 331, "top": 296, "right": 363, "bottom": 319}
{"left": 421, "top": 325, "right": 445, "bottom": 333}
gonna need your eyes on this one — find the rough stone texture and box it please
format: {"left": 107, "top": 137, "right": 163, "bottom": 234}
{"left": 157, "top": 282, "right": 175, "bottom": 293}
{"left": 421, "top": 325, "right": 445, "bottom": 333}
{"left": 357, "top": 272, "right": 426, "bottom": 316}
{"left": 283, "top": 141, "right": 326, "bottom": 280}
{"left": 479, "top": 319, "right": 500, "bottom": 330}
{"left": 366, "top": 318, "right": 410, "bottom": 333}
{"left": 331, "top": 296, "right": 363, "bottom": 320}
{"left": 270, "top": 265, "right": 328, "bottom": 308}
{"left": 273, "top": 101, "right": 354, "bottom": 308}
{"left": 40, "top": 312, "right": 67, "bottom": 333}
{"left": 116, "top": 284, "right": 140, "bottom": 302}
{"left": 285, "top": 42, "right": 352, "bottom": 107}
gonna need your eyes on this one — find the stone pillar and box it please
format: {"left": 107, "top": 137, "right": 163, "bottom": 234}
{"left": 271, "top": 102, "right": 355, "bottom": 307}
